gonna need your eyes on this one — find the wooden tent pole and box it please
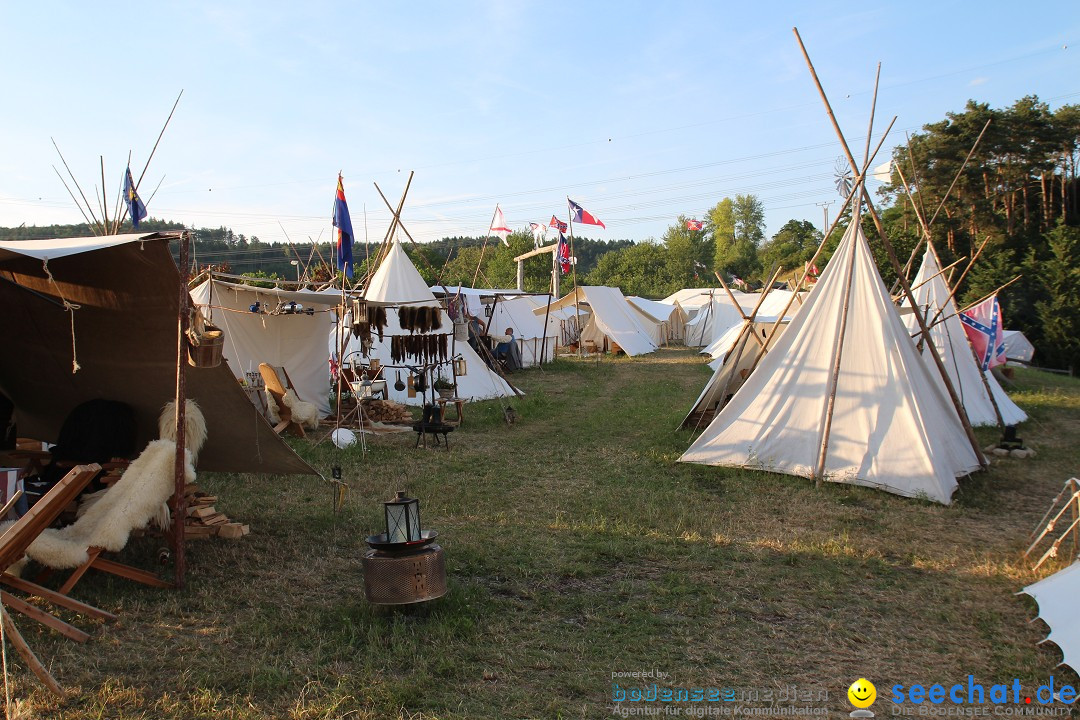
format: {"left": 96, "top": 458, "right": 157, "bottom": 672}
{"left": 793, "top": 26, "right": 987, "bottom": 467}
{"left": 922, "top": 234, "right": 990, "bottom": 330}
{"left": 472, "top": 206, "right": 500, "bottom": 288}
{"left": 714, "top": 271, "right": 766, "bottom": 348}
{"left": 815, "top": 197, "right": 861, "bottom": 485}
{"left": 567, "top": 206, "right": 582, "bottom": 356}
{"left": 693, "top": 266, "right": 783, "bottom": 433}
{"left": 171, "top": 231, "right": 191, "bottom": 589}
{"left": 742, "top": 118, "right": 895, "bottom": 379}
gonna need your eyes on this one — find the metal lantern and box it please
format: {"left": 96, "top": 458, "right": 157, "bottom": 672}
{"left": 384, "top": 491, "right": 421, "bottom": 544}
{"left": 364, "top": 492, "right": 445, "bottom": 605}
{"left": 351, "top": 298, "right": 368, "bottom": 323}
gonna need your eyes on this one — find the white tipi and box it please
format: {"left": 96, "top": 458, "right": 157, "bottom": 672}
{"left": 680, "top": 222, "right": 982, "bottom": 504}
{"left": 904, "top": 246, "right": 1027, "bottom": 427}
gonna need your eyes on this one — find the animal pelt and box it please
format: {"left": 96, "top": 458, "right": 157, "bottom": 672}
{"left": 159, "top": 399, "right": 208, "bottom": 462}
{"left": 19, "top": 399, "right": 206, "bottom": 571}
{"left": 265, "top": 388, "right": 321, "bottom": 430}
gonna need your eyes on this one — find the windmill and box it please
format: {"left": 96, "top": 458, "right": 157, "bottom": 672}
{"left": 833, "top": 156, "right": 853, "bottom": 199}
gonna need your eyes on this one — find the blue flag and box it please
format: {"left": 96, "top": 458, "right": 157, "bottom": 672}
{"left": 333, "top": 175, "right": 354, "bottom": 278}
{"left": 123, "top": 166, "right": 147, "bottom": 230}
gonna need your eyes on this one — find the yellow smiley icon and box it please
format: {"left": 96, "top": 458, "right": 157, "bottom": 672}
{"left": 848, "top": 678, "right": 876, "bottom": 708}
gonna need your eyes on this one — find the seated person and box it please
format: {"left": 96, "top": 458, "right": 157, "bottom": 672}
{"left": 490, "top": 327, "right": 523, "bottom": 372}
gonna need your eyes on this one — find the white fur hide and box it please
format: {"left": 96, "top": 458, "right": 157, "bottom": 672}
{"left": 22, "top": 399, "right": 206, "bottom": 570}
{"left": 265, "top": 388, "right": 320, "bottom": 430}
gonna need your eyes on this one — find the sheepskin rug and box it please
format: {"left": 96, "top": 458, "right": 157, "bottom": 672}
{"left": 265, "top": 388, "right": 321, "bottom": 430}
{"left": 22, "top": 400, "right": 206, "bottom": 571}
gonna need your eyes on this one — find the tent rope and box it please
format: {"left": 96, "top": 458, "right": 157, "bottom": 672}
{"left": 1, "top": 596, "right": 10, "bottom": 718}
{"left": 42, "top": 258, "right": 82, "bottom": 373}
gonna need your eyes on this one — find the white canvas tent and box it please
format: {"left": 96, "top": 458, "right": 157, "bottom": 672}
{"left": 683, "top": 296, "right": 747, "bottom": 348}
{"left": 431, "top": 287, "right": 558, "bottom": 367}
{"left": 192, "top": 278, "right": 341, "bottom": 418}
{"left": 1002, "top": 330, "right": 1036, "bottom": 364}
{"left": 903, "top": 247, "right": 1027, "bottom": 427}
{"left": 1020, "top": 560, "right": 1080, "bottom": 675}
{"left": 627, "top": 296, "right": 688, "bottom": 345}
{"left": 680, "top": 222, "right": 982, "bottom": 505}
{"left": 536, "top": 287, "right": 657, "bottom": 356}
{"left": 683, "top": 318, "right": 788, "bottom": 430}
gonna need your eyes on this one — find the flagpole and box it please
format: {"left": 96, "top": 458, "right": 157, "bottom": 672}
{"left": 567, "top": 199, "right": 582, "bottom": 357}
{"left": 472, "top": 205, "right": 501, "bottom": 288}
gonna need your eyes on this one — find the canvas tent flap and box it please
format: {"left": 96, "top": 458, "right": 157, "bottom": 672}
{"left": 0, "top": 238, "right": 315, "bottom": 475}
{"left": 536, "top": 287, "right": 656, "bottom": 356}
{"left": 680, "top": 223, "right": 980, "bottom": 505}
{"left": 1002, "top": 330, "right": 1035, "bottom": 364}
{"left": 1020, "top": 560, "right": 1080, "bottom": 675}
{"left": 0, "top": 232, "right": 167, "bottom": 262}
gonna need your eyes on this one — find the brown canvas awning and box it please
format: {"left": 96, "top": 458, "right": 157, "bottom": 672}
{"left": 0, "top": 233, "right": 315, "bottom": 475}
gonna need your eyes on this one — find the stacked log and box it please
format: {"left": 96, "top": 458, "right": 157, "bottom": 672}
{"left": 364, "top": 400, "right": 412, "bottom": 424}
{"left": 184, "top": 483, "right": 249, "bottom": 540}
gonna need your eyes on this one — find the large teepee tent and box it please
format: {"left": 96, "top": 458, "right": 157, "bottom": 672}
{"left": 904, "top": 247, "right": 1027, "bottom": 427}
{"left": 680, "top": 222, "right": 982, "bottom": 504}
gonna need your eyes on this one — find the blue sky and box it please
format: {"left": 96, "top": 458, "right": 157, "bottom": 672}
{"left": 1, "top": 1, "right": 1077, "bottom": 257}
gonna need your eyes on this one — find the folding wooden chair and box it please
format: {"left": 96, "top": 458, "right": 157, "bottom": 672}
{"left": 259, "top": 363, "right": 306, "bottom": 437}
{"left": 0, "top": 464, "right": 116, "bottom": 698}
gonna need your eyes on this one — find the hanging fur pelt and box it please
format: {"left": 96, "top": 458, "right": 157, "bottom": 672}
{"left": 19, "top": 400, "right": 207, "bottom": 571}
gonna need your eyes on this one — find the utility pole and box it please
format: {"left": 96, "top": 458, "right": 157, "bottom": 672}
{"left": 815, "top": 201, "right": 834, "bottom": 235}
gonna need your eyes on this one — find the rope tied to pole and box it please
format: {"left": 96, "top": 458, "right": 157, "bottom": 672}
{"left": 42, "top": 258, "right": 82, "bottom": 373}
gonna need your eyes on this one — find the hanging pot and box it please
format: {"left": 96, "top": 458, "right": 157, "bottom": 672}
{"left": 414, "top": 372, "right": 428, "bottom": 393}
{"left": 395, "top": 371, "right": 405, "bottom": 392}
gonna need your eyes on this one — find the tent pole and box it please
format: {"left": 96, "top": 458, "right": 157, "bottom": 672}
{"left": 715, "top": 272, "right": 764, "bottom": 348}
{"left": 539, "top": 257, "right": 554, "bottom": 367}
{"left": 567, "top": 209, "right": 582, "bottom": 356}
{"left": 743, "top": 117, "right": 895, "bottom": 380}
{"left": 171, "top": 231, "right": 191, "bottom": 589}
{"left": 794, "top": 26, "right": 987, "bottom": 468}
{"left": 814, "top": 200, "right": 861, "bottom": 485}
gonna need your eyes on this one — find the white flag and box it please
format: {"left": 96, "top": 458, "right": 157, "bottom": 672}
{"left": 529, "top": 222, "right": 546, "bottom": 248}
{"left": 490, "top": 205, "right": 511, "bottom": 245}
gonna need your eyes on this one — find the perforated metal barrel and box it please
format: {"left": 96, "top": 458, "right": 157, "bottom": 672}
{"left": 362, "top": 545, "right": 446, "bottom": 605}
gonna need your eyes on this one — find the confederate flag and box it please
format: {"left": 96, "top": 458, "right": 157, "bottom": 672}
{"left": 686, "top": 219, "right": 704, "bottom": 231}
{"left": 960, "top": 295, "right": 1007, "bottom": 371}
{"left": 549, "top": 215, "right": 568, "bottom": 233}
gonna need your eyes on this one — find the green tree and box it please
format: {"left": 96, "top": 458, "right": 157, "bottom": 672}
{"left": 586, "top": 241, "right": 673, "bottom": 297}
{"left": 1032, "top": 224, "right": 1080, "bottom": 370}
{"left": 758, "top": 219, "right": 821, "bottom": 276}
{"left": 708, "top": 198, "right": 735, "bottom": 270}
{"left": 663, "top": 216, "right": 715, "bottom": 288}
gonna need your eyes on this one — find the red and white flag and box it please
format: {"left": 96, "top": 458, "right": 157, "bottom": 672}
{"left": 568, "top": 198, "right": 605, "bottom": 229}
{"left": 490, "top": 204, "right": 511, "bottom": 245}
{"left": 960, "top": 295, "right": 1007, "bottom": 371}
{"left": 556, "top": 232, "right": 571, "bottom": 274}
{"left": 686, "top": 219, "right": 704, "bottom": 231}
{"left": 549, "top": 215, "right": 568, "bottom": 233}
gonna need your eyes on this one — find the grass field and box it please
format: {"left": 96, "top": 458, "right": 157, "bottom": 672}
{"left": 7, "top": 348, "right": 1080, "bottom": 719}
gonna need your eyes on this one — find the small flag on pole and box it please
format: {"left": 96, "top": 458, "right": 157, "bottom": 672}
{"left": 960, "top": 295, "right": 1007, "bottom": 370}
{"left": 556, "top": 232, "right": 571, "bottom": 274}
{"left": 123, "top": 166, "right": 147, "bottom": 229}
{"left": 529, "top": 222, "right": 546, "bottom": 247}
{"left": 549, "top": 215, "right": 568, "bottom": 233}
{"left": 490, "top": 205, "right": 512, "bottom": 245}
{"left": 568, "top": 198, "right": 605, "bottom": 229}
{"left": 332, "top": 174, "right": 355, "bottom": 278}
{"left": 686, "top": 219, "right": 704, "bottom": 231}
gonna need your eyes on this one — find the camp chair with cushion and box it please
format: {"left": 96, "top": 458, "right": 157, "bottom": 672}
{"left": 0, "top": 464, "right": 116, "bottom": 698}
{"left": 259, "top": 363, "right": 320, "bottom": 437}
{"left": 15, "top": 400, "right": 205, "bottom": 601}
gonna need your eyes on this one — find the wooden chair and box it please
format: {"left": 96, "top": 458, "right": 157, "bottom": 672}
{"left": 259, "top": 363, "right": 306, "bottom": 437}
{"left": 0, "top": 464, "right": 116, "bottom": 698}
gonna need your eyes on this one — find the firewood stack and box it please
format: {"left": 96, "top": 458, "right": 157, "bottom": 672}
{"left": 364, "top": 399, "right": 413, "bottom": 424}
{"left": 183, "top": 483, "right": 249, "bottom": 540}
